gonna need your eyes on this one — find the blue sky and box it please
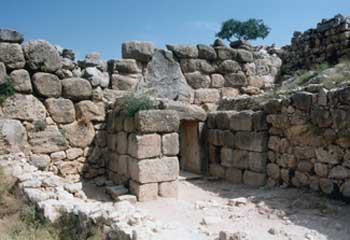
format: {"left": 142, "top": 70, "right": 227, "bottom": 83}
{"left": 1, "top": 0, "right": 349, "bottom": 59}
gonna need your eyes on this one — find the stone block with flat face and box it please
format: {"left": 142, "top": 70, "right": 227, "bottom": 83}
{"left": 243, "top": 171, "right": 266, "bottom": 187}
{"left": 235, "top": 131, "right": 268, "bottom": 152}
{"left": 129, "top": 180, "right": 158, "bottom": 202}
{"left": 162, "top": 133, "right": 179, "bottom": 156}
{"left": 128, "top": 133, "right": 161, "bottom": 159}
{"left": 129, "top": 157, "right": 179, "bottom": 184}
{"left": 135, "top": 110, "right": 180, "bottom": 133}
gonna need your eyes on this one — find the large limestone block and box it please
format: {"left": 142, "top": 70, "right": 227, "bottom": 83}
{"left": 166, "top": 44, "right": 198, "bottom": 58}
{"left": 159, "top": 99, "right": 207, "bottom": 121}
{"left": 235, "top": 132, "right": 268, "bottom": 152}
{"left": 111, "top": 73, "right": 142, "bottom": 91}
{"left": 45, "top": 98, "right": 76, "bottom": 124}
{"left": 111, "top": 59, "right": 141, "bottom": 73}
{"left": 243, "top": 170, "right": 266, "bottom": 187}
{"left": 0, "top": 62, "right": 6, "bottom": 85}
{"left": 229, "top": 110, "right": 253, "bottom": 131}
{"left": 215, "top": 46, "right": 237, "bottom": 60}
{"left": 82, "top": 67, "right": 109, "bottom": 88}
{"left": 184, "top": 71, "right": 211, "bottom": 89}
{"left": 197, "top": 44, "right": 217, "bottom": 60}
{"left": 129, "top": 180, "right": 158, "bottom": 202}
{"left": 0, "top": 42, "right": 25, "bottom": 69}
{"left": 129, "top": 157, "right": 179, "bottom": 183}
{"left": 135, "top": 110, "right": 180, "bottom": 133}
{"left": 142, "top": 49, "right": 193, "bottom": 101}
{"left": 62, "top": 121, "right": 95, "bottom": 148}
{"left": 224, "top": 72, "right": 247, "bottom": 87}
{"left": 75, "top": 100, "right": 105, "bottom": 122}
{"left": 23, "top": 40, "right": 62, "bottom": 72}
{"left": 194, "top": 89, "right": 220, "bottom": 104}
{"left": 10, "top": 69, "right": 32, "bottom": 93}
{"left": 62, "top": 78, "right": 92, "bottom": 101}
{"left": 180, "top": 59, "right": 215, "bottom": 74}
{"left": 122, "top": 41, "right": 154, "bottom": 62}
{"left": 2, "top": 94, "right": 47, "bottom": 121}
{"left": 29, "top": 126, "right": 68, "bottom": 154}
{"left": 0, "top": 119, "right": 28, "bottom": 154}
{"left": 162, "top": 133, "right": 179, "bottom": 156}
{"left": 0, "top": 29, "right": 24, "bottom": 43}
{"left": 128, "top": 133, "right": 161, "bottom": 159}
{"left": 32, "top": 72, "right": 62, "bottom": 97}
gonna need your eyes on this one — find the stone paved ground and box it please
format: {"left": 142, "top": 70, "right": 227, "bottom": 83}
{"left": 1, "top": 153, "right": 350, "bottom": 240}
{"left": 137, "top": 179, "right": 350, "bottom": 240}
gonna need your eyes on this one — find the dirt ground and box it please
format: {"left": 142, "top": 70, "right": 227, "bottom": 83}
{"left": 137, "top": 177, "right": 350, "bottom": 240}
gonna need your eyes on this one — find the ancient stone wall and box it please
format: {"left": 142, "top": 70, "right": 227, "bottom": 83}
{"left": 265, "top": 87, "right": 350, "bottom": 199}
{"left": 206, "top": 110, "right": 268, "bottom": 187}
{"left": 106, "top": 109, "right": 180, "bottom": 201}
{"left": 282, "top": 14, "right": 350, "bottom": 72}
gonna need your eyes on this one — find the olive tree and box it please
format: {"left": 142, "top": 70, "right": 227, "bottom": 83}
{"left": 216, "top": 18, "right": 270, "bottom": 42}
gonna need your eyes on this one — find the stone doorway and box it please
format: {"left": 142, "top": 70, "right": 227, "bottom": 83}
{"left": 179, "top": 120, "right": 207, "bottom": 175}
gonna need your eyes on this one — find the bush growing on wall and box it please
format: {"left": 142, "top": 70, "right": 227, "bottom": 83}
{"left": 0, "top": 76, "right": 15, "bottom": 104}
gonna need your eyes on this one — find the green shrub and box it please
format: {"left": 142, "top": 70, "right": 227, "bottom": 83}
{"left": 34, "top": 120, "right": 47, "bottom": 132}
{"left": 119, "top": 94, "right": 157, "bottom": 117}
{"left": 0, "top": 76, "right": 15, "bottom": 104}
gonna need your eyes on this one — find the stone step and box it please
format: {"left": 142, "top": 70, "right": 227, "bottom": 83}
{"left": 178, "top": 171, "right": 203, "bottom": 181}
{"left": 105, "top": 185, "right": 129, "bottom": 200}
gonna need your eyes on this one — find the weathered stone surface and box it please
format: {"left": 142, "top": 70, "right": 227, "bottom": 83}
{"left": 229, "top": 110, "right": 253, "bottom": 131}
{"left": 249, "top": 152, "right": 267, "bottom": 173}
{"left": 10, "top": 69, "right": 32, "bottom": 93}
{"left": 224, "top": 72, "right": 247, "bottom": 87}
{"left": 45, "top": 98, "right": 75, "bottom": 124}
{"left": 0, "top": 29, "right": 24, "bottom": 43}
{"left": 341, "top": 181, "right": 350, "bottom": 197}
{"left": 225, "top": 168, "right": 242, "bottom": 183}
{"left": 0, "top": 62, "right": 6, "bottom": 85}
{"left": 215, "top": 47, "right": 237, "bottom": 60}
{"left": 159, "top": 181, "right": 178, "bottom": 198}
{"left": 221, "top": 87, "right": 240, "bottom": 98}
{"left": 0, "top": 43, "right": 25, "bottom": 69}
{"left": 129, "top": 181, "right": 158, "bottom": 201}
{"left": 82, "top": 67, "right": 109, "bottom": 88}
{"left": 314, "top": 163, "right": 328, "bottom": 177}
{"left": 243, "top": 171, "right": 266, "bottom": 187}
{"left": 166, "top": 44, "right": 198, "bottom": 58}
{"left": 291, "top": 92, "right": 313, "bottom": 112}
{"left": 235, "top": 132, "right": 268, "bottom": 152}
{"left": 235, "top": 49, "right": 254, "bottom": 63}
{"left": 111, "top": 73, "right": 141, "bottom": 90}
{"left": 0, "top": 119, "right": 27, "bottom": 154}
{"left": 211, "top": 74, "right": 225, "bottom": 88}
{"left": 62, "top": 78, "right": 92, "bottom": 101}
{"left": 315, "top": 146, "right": 343, "bottom": 164}
{"left": 184, "top": 71, "right": 211, "bottom": 89}
{"left": 159, "top": 99, "right": 207, "bottom": 121}
{"left": 128, "top": 133, "right": 161, "bottom": 159}
{"left": 78, "top": 52, "right": 107, "bottom": 71}
{"left": 135, "top": 110, "right": 180, "bottom": 133}
{"left": 219, "top": 60, "right": 241, "bottom": 73}
{"left": 267, "top": 163, "right": 280, "bottom": 179}
{"left": 209, "top": 163, "right": 225, "bottom": 177}
{"left": 180, "top": 59, "right": 215, "bottom": 73}
{"left": 23, "top": 40, "right": 62, "bottom": 72}
{"left": 31, "top": 154, "right": 50, "bottom": 170}
{"left": 329, "top": 166, "right": 350, "bottom": 179}
{"left": 32, "top": 72, "right": 62, "bottom": 97}
{"left": 194, "top": 89, "right": 220, "bottom": 104}
{"left": 105, "top": 185, "right": 129, "bottom": 200}
{"left": 29, "top": 126, "right": 67, "bottom": 154}
{"left": 116, "top": 132, "right": 128, "bottom": 154}
{"left": 231, "top": 150, "right": 249, "bottom": 169}
{"left": 111, "top": 59, "right": 141, "bottom": 73}
{"left": 62, "top": 121, "right": 95, "bottom": 148}
{"left": 221, "top": 147, "right": 233, "bottom": 167}
{"left": 142, "top": 49, "right": 193, "bottom": 101}
{"left": 50, "top": 151, "right": 66, "bottom": 161}
{"left": 66, "top": 148, "right": 83, "bottom": 160}
{"left": 129, "top": 157, "right": 179, "bottom": 183}
{"left": 319, "top": 178, "right": 334, "bottom": 194}
{"left": 197, "top": 44, "right": 217, "bottom": 60}
{"left": 162, "top": 133, "right": 179, "bottom": 156}
{"left": 122, "top": 41, "right": 154, "bottom": 62}
{"left": 75, "top": 100, "right": 105, "bottom": 122}
{"left": 2, "top": 94, "right": 47, "bottom": 121}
